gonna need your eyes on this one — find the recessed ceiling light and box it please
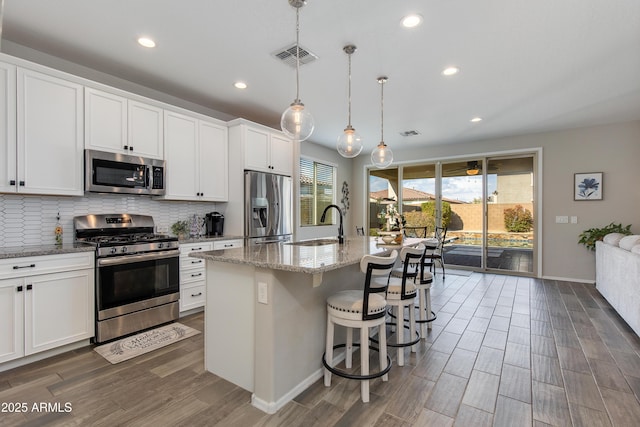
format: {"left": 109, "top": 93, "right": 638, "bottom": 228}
{"left": 442, "top": 66, "right": 459, "bottom": 76}
{"left": 137, "top": 37, "right": 156, "bottom": 48}
{"left": 470, "top": 117, "right": 483, "bottom": 123}
{"left": 401, "top": 14, "right": 423, "bottom": 28}
{"left": 234, "top": 81, "right": 247, "bottom": 89}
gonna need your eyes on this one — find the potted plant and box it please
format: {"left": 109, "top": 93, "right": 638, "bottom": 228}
{"left": 578, "top": 222, "right": 631, "bottom": 251}
{"left": 171, "top": 220, "right": 190, "bottom": 240}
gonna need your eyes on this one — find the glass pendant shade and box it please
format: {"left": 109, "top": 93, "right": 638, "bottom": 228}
{"left": 371, "top": 141, "right": 393, "bottom": 168}
{"left": 370, "top": 76, "right": 393, "bottom": 168}
{"left": 337, "top": 44, "right": 363, "bottom": 158}
{"left": 281, "top": 101, "right": 314, "bottom": 141}
{"left": 281, "top": 0, "right": 314, "bottom": 142}
{"left": 337, "top": 127, "right": 363, "bottom": 158}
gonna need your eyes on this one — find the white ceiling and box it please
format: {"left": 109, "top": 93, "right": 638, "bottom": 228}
{"left": 2, "top": 0, "right": 640, "bottom": 154}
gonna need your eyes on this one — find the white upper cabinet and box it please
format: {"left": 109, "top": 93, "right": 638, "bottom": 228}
{"left": 199, "top": 120, "right": 228, "bottom": 201}
{"left": 14, "top": 68, "right": 84, "bottom": 196}
{"left": 230, "top": 121, "right": 293, "bottom": 176}
{"left": 128, "top": 100, "right": 164, "bottom": 159}
{"left": 85, "top": 87, "right": 164, "bottom": 159}
{"left": 0, "top": 61, "right": 17, "bottom": 194}
{"left": 162, "top": 110, "right": 228, "bottom": 201}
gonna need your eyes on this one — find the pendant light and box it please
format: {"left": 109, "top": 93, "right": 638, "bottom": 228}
{"left": 371, "top": 76, "right": 394, "bottom": 168}
{"left": 337, "top": 45, "right": 363, "bottom": 158}
{"left": 280, "top": 0, "right": 314, "bottom": 142}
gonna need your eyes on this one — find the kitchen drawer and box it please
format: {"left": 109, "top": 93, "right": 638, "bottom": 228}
{"left": 0, "top": 252, "right": 94, "bottom": 280}
{"left": 180, "top": 256, "right": 205, "bottom": 271}
{"left": 180, "top": 242, "right": 213, "bottom": 255}
{"left": 180, "top": 283, "right": 205, "bottom": 311}
{"left": 180, "top": 268, "right": 205, "bottom": 285}
{"left": 213, "top": 239, "right": 243, "bottom": 250}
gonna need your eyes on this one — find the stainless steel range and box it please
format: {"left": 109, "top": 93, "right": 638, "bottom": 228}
{"left": 74, "top": 214, "right": 180, "bottom": 343}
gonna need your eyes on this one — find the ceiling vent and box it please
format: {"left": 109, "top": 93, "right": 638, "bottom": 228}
{"left": 400, "top": 130, "right": 420, "bottom": 137}
{"left": 272, "top": 44, "right": 318, "bottom": 67}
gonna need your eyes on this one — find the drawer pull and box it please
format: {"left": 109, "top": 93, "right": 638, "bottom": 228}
{"left": 191, "top": 272, "right": 203, "bottom": 277}
{"left": 191, "top": 292, "right": 203, "bottom": 297}
{"left": 13, "top": 263, "right": 36, "bottom": 270}
{"left": 190, "top": 247, "right": 203, "bottom": 251}
{"left": 191, "top": 260, "right": 202, "bottom": 264}
{"left": 224, "top": 244, "right": 233, "bottom": 247}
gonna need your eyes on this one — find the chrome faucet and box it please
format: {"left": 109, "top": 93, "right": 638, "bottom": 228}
{"left": 320, "top": 204, "right": 344, "bottom": 244}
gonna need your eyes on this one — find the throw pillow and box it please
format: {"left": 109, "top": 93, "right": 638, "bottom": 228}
{"left": 631, "top": 245, "right": 640, "bottom": 255}
{"left": 603, "top": 233, "right": 626, "bottom": 246}
{"left": 620, "top": 235, "right": 640, "bottom": 251}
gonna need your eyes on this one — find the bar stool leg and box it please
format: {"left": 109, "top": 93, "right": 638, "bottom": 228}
{"left": 345, "top": 327, "right": 353, "bottom": 369}
{"left": 360, "top": 326, "right": 370, "bottom": 403}
{"left": 379, "top": 322, "right": 389, "bottom": 382}
{"left": 418, "top": 289, "right": 427, "bottom": 337}
{"left": 324, "top": 317, "right": 334, "bottom": 386}
{"left": 396, "top": 305, "right": 404, "bottom": 367}
{"left": 427, "top": 288, "right": 433, "bottom": 330}
{"left": 409, "top": 304, "right": 417, "bottom": 352}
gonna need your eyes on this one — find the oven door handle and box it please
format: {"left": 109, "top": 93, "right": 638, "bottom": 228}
{"left": 97, "top": 249, "right": 180, "bottom": 266}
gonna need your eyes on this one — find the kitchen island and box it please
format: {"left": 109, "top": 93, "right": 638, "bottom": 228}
{"left": 191, "top": 236, "right": 421, "bottom": 413}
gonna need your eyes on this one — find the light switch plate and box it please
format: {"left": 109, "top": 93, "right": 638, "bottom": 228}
{"left": 570, "top": 216, "right": 578, "bottom": 224}
{"left": 555, "top": 216, "right": 569, "bottom": 224}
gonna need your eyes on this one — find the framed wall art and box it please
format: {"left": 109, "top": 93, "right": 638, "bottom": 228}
{"left": 574, "top": 172, "right": 603, "bottom": 200}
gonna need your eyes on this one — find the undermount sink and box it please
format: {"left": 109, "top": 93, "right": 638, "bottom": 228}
{"left": 287, "top": 239, "right": 340, "bottom": 247}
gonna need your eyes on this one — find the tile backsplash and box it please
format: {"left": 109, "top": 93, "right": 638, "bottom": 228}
{"left": 0, "top": 193, "right": 223, "bottom": 247}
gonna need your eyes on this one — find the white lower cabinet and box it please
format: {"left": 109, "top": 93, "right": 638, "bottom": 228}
{"left": 179, "top": 242, "right": 213, "bottom": 312}
{"left": 0, "top": 252, "right": 95, "bottom": 364}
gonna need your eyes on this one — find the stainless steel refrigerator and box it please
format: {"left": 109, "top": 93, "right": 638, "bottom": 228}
{"left": 245, "top": 170, "right": 292, "bottom": 245}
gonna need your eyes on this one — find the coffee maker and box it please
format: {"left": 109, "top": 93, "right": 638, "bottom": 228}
{"left": 205, "top": 212, "right": 224, "bottom": 236}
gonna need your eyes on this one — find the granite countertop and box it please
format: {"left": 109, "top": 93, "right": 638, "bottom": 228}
{"left": 0, "top": 243, "right": 96, "bottom": 260}
{"left": 191, "top": 236, "right": 422, "bottom": 274}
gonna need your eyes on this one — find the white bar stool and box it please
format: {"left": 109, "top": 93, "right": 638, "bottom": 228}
{"left": 322, "top": 250, "right": 398, "bottom": 403}
{"left": 385, "top": 245, "right": 422, "bottom": 366}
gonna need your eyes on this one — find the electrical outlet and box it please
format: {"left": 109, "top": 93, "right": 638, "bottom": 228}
{"left": 258, "top": 282, "right": 268, "bottom": 304}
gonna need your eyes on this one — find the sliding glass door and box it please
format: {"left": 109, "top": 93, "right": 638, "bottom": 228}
{"left": 440, "top": 159, "right": 485, "bottom": 269}
{"left": 367, "top": 153, "right": 536, "bottom": 276}
{"left": 485, "top": 156, "right": 535, "bottom": 273}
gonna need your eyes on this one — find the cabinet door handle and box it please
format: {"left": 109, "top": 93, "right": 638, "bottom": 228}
{"left": 17, "top": 286, "right": 23, "bottom": 292}
{"left": 19, "top": 181, "right": 25, "bottom": 186}
{"left": 191, "top": 292, "right": 203, "bottom": 297}
{"left": 9, "top": 180, "right": 15, "bottom": 186}
{"left": 191, "top": 272, "right": 203, "bottom": 277}
{"left": 13, "top": 263, "right": 36, "bottom": 270}
{"left": 129, "top": 146, "right": 134, "bottom": 151}
{"left": 123, "top": 145, "right": 129, "bottom": 150}
{"left": 26, "top": 284, "right": 33, "bottom": 291}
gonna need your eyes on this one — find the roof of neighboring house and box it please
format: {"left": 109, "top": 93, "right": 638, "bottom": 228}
{"left": 370, "top": 188, "right": 464, "bottom": 204}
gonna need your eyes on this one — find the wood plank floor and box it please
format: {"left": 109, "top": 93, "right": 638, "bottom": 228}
{"left": 2, "top": 272, "right": 640, "bottom": 426}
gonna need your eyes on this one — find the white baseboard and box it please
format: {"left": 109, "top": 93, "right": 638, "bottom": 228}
{"left": 251, "top": 350, "right": 348, "bottom": 414}
{"left": 251, "top": 368, "right": 323, "bottom": 414}
{"left": 541, "top": 275, "right": 595, "bottom": 284}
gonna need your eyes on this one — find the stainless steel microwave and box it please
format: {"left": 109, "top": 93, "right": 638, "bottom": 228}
{"left": 85, "top": 149, "right": 166, "bottom": 195}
